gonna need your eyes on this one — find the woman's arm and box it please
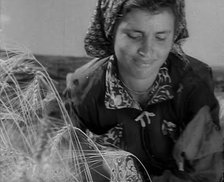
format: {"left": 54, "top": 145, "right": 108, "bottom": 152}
{"left": 152, "top": 106, "right": 223, "bottom": 182}
{"left": 153, "top": 73, "right": 223, "bottom": 181}
{"left": 173, "top": 106, "right": 223, "bottom": 182}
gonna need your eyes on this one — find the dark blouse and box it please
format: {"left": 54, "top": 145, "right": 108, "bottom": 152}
{"left": 64, "top": 52, "right": 221, "bottom": 179}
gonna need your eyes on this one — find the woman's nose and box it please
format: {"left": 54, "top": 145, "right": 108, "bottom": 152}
{"left": 138, "top": 39, "right": 154, "bottom": 57}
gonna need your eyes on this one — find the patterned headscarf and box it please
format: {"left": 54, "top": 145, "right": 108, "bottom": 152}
{"left": 84, "top": 0, "right": 189, "bottom": 59}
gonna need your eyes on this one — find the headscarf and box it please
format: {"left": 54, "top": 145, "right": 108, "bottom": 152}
{"left": 84, "top": 0, "right": 189, "bottom": 61}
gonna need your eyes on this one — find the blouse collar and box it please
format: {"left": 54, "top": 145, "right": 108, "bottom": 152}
{"left": 104, "top": 55, "right": 174, "bottom": 110}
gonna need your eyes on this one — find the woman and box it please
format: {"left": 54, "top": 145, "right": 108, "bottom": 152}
{"left": 64, "top": 0, "right": 223, "bottom": 181}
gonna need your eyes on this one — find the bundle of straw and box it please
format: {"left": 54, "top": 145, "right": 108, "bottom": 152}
{"left": 0, "top": 43, "right": 150, "bottom": 182}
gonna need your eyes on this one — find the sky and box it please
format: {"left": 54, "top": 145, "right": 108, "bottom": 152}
{"left": 183, "top": 0, "right": 224, "bottom": 66}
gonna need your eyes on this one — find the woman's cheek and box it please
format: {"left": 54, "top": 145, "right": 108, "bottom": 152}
{"left": 155, "top": 43, "right": 172, "bottom": 60}
{"left": 116, "top": 41, "right": 137, "bottom": 59}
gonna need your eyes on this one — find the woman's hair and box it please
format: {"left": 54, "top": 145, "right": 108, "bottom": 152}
{"left": 84, "top": 0, "right": 188, "bottom": 58}
{"left": 118, "top": 0, "right": 180, "bottom": 32}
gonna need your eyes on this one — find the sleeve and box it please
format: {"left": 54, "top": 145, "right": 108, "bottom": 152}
{"left": 152, "top": 74, "right": 223, "bottom": 181}
{"left": 172, "top": 106, "right": 223, "bottom": 182}
{"left": 63, "top": 71, "right": 96, "bottom": 132}
{"left": 180, "top": 79, "right": 223, "bottom": 181}
{"left": 63, "top": 86, "right": 86, "bottom": 132}
{"left": 181, "top": 74, "right": 220, "bottom": 129}
{"left": 63, "top": 70, "right": 113, "bottom": 135}
{"left": 63, "top": 86, "right": 102, "bottom": 133}
{"left": 152, "top": 106, "right": 223, "bottom": 182}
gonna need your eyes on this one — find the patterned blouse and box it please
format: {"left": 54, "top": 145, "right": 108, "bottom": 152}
{"left": 104, "top": 55, "right": 174, "bottom": 110}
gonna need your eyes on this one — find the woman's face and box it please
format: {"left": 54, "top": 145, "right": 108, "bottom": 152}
{"left": 114, "top": 8, "right": 175, "bottom": 80}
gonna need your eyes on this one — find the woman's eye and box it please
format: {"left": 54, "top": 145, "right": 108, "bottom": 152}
{"left": 156, "top": 34, "right": 167, "bottom": 41}
{"left": 127, "top": 33, "right": 142, "bottom": 39}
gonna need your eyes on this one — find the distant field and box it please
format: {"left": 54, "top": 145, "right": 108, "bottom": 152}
{"left": 34, "top": 55, "right": 224, "bottom": 95}
{"left": 213, "top": 66, "right": 224, "bottom": 79}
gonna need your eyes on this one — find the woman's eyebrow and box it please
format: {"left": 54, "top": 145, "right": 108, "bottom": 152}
{"left": 122, "top": 23, "right": 144, "bottom": 32}
{"left": 122, "top": 28, "right": 143, "bottom": 33}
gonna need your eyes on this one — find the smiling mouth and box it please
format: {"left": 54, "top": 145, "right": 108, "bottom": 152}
{"left": 133, "top": 58, "right": 154, "bottom": 67}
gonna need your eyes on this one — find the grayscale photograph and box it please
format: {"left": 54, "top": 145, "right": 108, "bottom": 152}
{"left": 0, "top": 0, "right": 224, "bottom": 181}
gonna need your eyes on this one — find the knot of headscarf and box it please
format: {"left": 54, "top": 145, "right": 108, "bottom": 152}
{"left": 84, "top": 0, "right": 189, "bottom": 59}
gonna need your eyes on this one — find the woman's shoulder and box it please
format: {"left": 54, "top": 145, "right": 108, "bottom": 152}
{"left": 168, "top": 53, "right": 214, "bottom": 91}
{"left": 65, "top": 56, "right": 110, "bottom": 104}
{"left": 168, "top": 53, "right": 219, "bottom": 127}
{"left": 71, "top": 56, "right": 109, "bottom": 79}
{"left": 186, "top": 55, "right": 214, "bottom": 88}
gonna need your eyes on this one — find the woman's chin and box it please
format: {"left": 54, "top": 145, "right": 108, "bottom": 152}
{"left": 131, "top": 68, "right": 158, "bottom": 79}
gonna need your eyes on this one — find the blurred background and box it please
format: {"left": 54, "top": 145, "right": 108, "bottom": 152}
{"left": 0, "top": 0, "right": 224, "bottom": 94}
